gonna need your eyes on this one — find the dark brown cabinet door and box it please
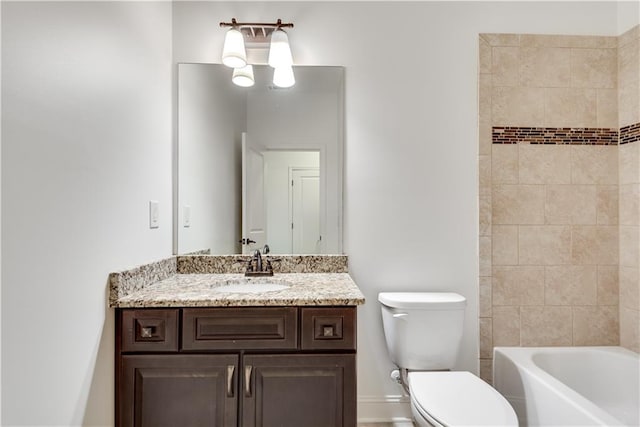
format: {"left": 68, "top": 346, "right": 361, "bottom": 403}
{"left": 119, "top": 354, "right": 239, "bottom": 427}
{"left": 241, "top": 354, "right": 356, "bottom": 427}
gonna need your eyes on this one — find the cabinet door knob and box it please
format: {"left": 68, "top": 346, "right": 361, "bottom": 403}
{"left": 226, "top": 365, "right": 235, "bottom": 398}
{"left": 244, "top": 365, "right": 253, "bottom": 397}
{"left": 140, "top": 326, "right": 154, "bottom": 338}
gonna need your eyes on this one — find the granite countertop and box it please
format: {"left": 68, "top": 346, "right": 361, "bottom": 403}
{"left": 109, "top": 255, "right": 365, "bottom": 308}
{"left": 112, "top": 272, "right": 365, "bottom": 308}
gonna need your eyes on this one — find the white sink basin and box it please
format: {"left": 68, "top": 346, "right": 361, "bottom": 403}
{"left": 213, "top": 282, "right": 289, "bottom": 293}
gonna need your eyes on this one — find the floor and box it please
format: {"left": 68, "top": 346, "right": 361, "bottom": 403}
{"left": 358, "top": 422, "right": 415, "bottom": 427}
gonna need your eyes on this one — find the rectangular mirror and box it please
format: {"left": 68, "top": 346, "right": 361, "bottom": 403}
{"left": 176, "top": 64, "right": 344, "bottom": 255}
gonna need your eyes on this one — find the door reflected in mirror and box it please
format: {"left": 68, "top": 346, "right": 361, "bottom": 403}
{"left": 177, "top": 64, "right": 343, "bottom": 255}
{"left": 243, "top": 145, "right": 321, "bottom": 255}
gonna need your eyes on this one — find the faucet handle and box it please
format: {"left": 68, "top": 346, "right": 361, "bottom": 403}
{"left": 265, "top": 257, "right": 281, "bottom": 271}
{"left": 244, "top": 257, "right": 254, "bottom": 272}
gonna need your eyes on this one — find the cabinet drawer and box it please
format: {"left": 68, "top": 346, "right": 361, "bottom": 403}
{"left": 301, "top": 307, "right": 356, "bottom": 351}
{"left": 182, "top": 307, "right": 298, "bottom": 351}
{"left": 120, "top": 309, "right": 179, "bottom": 353}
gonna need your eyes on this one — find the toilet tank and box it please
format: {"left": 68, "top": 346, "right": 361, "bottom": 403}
{"left": 378, "top": 292, "right": 466, "bottom": 370}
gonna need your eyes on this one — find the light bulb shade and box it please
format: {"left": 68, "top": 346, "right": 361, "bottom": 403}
{"left": 273, "top": 66, "right": 295, "bottom": 88}
{"left": 222, "top": 28, "right": 247, "bottom": 68}
{"left": 232, "top": 65, "right": 255, "bottom": 87}
{"left": 268, "top": 29, "right": 293, "bottom": 68}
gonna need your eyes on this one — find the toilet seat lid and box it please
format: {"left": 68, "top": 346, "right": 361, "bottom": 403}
{"left": 408, "top": 371, "right": 518, "bottom": 427}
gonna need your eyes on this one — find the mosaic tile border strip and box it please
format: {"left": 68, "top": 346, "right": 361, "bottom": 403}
{"left": 492, "top": 126, "right": 619, "bottom": 145}
{"left": 620, "top": 123, "right": 640, "bottom": 145}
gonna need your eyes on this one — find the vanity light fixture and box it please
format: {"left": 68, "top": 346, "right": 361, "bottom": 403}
{"left": 267, "top": 28, "right": 293, "bottom": 68}
{"left": 220, "top": 18, "right": 295, "bottom": 87}
{"left": 273, "top": 65, "right": 295, "bottom": 88}
{"left": 232, "top": 64, "right": 255, "bottom": 87}
{"left": 221, "top": 26, "right": 247, "bottom": 68}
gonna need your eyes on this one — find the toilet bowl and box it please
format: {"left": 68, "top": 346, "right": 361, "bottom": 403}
{"left": 378, "top": 292, "right": 518, "bottom": 427}
{"left": 408, "top": 371, "right": 518, "bottom": 427}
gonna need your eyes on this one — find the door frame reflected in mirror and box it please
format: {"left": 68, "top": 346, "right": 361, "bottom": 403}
{"left": 243, "top": 143, "right": 323, "bottom": 255}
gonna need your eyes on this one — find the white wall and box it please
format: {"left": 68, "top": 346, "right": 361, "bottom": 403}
{"left": 1, "top": 2, "right": 172, "bottom": 425}
{"left": 173, "top": 1, "right": 619, "bottom": 421}
{"left": 178, "top": 64, "right": 245, "bottom": 254}
{"left": 618, "top": 1, "right": 640, "bottom": 34}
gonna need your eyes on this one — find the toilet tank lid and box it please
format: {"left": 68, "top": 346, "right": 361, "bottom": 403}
{"left": 378, "top": 292, "right": 466, "bottom": 310}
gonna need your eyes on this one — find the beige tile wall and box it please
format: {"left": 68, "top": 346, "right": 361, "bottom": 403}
{"left": 478, "top": 32, "right": 627, "bottom": 383}
{"left": 618, "top": 26, "right": 640, "bottom": 353}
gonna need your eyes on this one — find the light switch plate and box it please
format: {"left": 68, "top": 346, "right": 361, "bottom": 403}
{"left": 183, "top": 205, "right": 191, "bottom": 228}
{"left": 149, "top": 200, "right": 159, "bottom": 229}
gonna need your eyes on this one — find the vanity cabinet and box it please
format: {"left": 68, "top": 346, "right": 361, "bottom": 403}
{"left": 116, "top": 306, "right": 357, "bottom": 427}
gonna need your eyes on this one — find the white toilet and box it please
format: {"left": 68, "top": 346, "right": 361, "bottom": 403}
{"left": 378, "top": 292, "right": 518, "bottom": 427}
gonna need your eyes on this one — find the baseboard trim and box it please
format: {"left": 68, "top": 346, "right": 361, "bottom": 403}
{"left": 357, "top": 395, "right": 413, "bottom": 423}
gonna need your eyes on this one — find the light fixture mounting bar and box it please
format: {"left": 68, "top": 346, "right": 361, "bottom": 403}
{"left": 220, "top": 18, "right": 294, "bottom": 43}
{"left": 219, "top": 18, "right": 294, "bottom": 30}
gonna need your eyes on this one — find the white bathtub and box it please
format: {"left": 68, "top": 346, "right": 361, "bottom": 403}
{"left": 493, "top": 346, "right": 639, "bottom": 426}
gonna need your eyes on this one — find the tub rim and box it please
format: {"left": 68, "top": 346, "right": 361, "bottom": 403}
{"left": 493, "top": 346, "right": 639, "bottom": 426}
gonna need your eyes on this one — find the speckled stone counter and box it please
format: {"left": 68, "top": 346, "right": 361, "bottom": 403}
{"left": 112, "top": 273, "right": 364, "bottom": 307}
{"left": 109, "top": 254, "right": 363, "bottom": 308}
{"left": 177, "top": 254, "right": 348, "bottom": 274}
